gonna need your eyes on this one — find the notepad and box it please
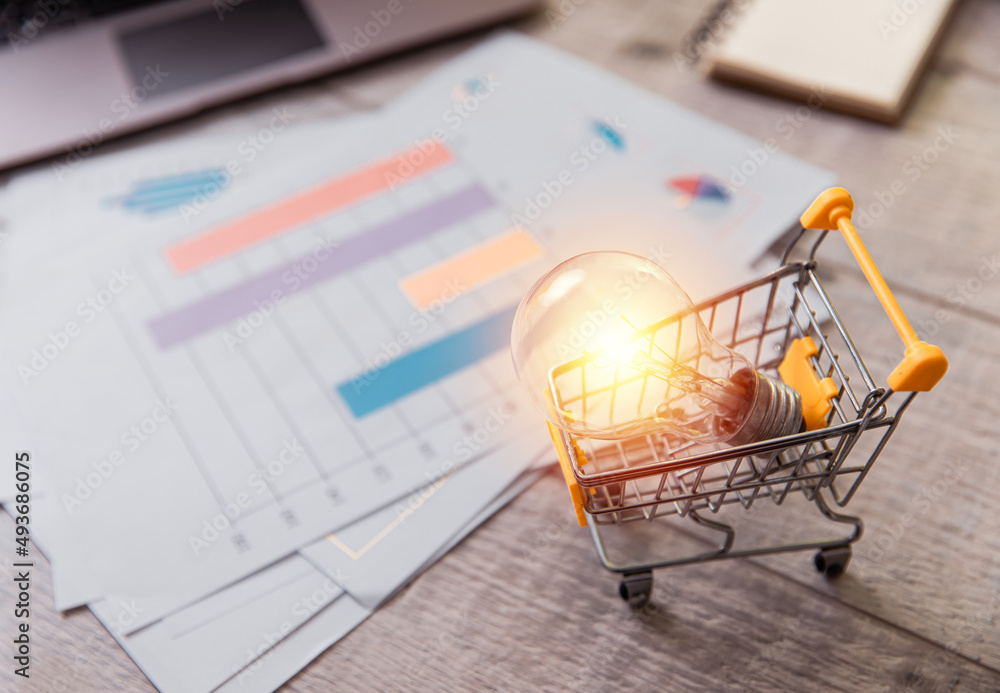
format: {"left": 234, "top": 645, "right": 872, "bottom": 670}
{"left": 706, "top": 0, "right": 960, "bottom": 123}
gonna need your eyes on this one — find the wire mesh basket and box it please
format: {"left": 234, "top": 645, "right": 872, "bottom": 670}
{"left": 543, "top": 188, "right": 947, "bottom": 606}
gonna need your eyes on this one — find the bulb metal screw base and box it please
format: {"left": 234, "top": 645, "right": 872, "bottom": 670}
{"left": 728, "top": 368, "right": 804, "bottom": 448}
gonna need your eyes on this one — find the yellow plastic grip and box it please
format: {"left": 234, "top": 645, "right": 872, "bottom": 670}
{"left": 546, "top": 422, "right": 588, "bottom": 527}
{"left": 800, "top": 188, "right": 948, "bottom": 392}
{"left": 543, "top": 388, "right": 588, "bottom": 526}
{"left": 778, "top": 337, "right": 838, "bottom": 430}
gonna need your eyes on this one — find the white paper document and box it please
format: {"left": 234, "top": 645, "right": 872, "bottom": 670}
{"left": 1, "top": 111, "right": 547, "bottom": 627}
{"left": 301, "top": 447, "right": 551, "bottom": 609}
{"left": 94, "top": 456, "right": 550, "bottom": 693}
{"left": 89, "top": 555, "right": 350, "bottom": 693}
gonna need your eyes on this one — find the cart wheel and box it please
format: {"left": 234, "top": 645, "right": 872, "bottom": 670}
{"left": 814, "top": 546, "right": 852, "bottom": 578}
{"left": 619, "top": 572, "right": 653, "bottom": 608}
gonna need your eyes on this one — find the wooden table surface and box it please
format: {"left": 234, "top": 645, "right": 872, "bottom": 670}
{"left": 3, "top": 0, "right": 999, "bottom": 691}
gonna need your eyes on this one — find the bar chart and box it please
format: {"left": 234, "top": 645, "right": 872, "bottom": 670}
{"left": 148, "top": 184, "right": 496, "bottom": 348}
{"left": 22, "top": 133, "right": 553, "bottom": 629}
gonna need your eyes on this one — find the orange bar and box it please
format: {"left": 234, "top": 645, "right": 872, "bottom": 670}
{"left": 399, "top": 228, "right": 544, "bottom": 310}
{"left": 165, "top": 140, "right": 453, "bottom": 273}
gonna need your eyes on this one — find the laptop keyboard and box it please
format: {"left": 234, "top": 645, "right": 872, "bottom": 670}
{"left": 1, "top": 0, "right": 168, "bottom": 48}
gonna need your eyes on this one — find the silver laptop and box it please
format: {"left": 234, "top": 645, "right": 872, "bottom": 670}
{"left": 0, "top": 0, "right": 538, "bottom": 171}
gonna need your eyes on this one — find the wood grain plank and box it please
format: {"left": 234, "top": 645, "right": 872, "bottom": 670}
{"left": 737, "top": 265, "right": 1000, "bottom": 672}
{"left": 5, "top": 472, "right": 999, "bottom": 693}
{"left": 286, "top": 471, "right": 1000, "bottom": 693}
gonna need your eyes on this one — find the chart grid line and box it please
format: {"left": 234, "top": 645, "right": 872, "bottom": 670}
{"left": 103, "top": 272, "right": 233, "bottom": 517}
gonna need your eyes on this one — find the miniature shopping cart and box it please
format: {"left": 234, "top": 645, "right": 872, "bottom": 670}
{"left": 545, "top": 188, "right": 948, "bottom": 607}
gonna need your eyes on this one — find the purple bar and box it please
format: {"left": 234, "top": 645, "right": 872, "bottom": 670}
{"left": 148, "top": 185, "right": 494, "bottom": 349}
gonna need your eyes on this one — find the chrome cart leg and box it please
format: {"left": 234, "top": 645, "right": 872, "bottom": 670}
{"left": 810, "top": 489, "right": 862, "bottom": 578}
{"left": 813, "top": 546, "right": 852, "bottom": 578}
{"left": 619, "top": 571, "right": 653, "bottom": 608}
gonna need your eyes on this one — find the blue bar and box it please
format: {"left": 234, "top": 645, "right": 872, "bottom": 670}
{"left": 133, "top": 169, "right": 228, "bottom": 193}
{"left": 336, "top": 306, "right": 517, "bottom": 417}
{"left": 107, "top": 169, "right": 230, "bottom": 215}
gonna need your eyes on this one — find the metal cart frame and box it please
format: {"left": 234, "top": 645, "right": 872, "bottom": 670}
{"left": 544, "top": 188, "right": 947, "bottom": 607}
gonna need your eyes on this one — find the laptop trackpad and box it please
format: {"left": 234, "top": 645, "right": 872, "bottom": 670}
{"left": 118, "top": 0, "right": 326, "bottom": 98}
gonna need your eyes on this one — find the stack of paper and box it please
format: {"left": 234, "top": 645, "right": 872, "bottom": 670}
{"left": 0, "top": 33, "right": 833, "bottom": 692}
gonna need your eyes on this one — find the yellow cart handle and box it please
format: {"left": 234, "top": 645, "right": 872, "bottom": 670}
{"left": 800, "top": 187, "right": 948, "bottom": 392}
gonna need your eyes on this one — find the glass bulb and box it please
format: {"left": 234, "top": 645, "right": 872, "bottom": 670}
{"left": 511, "top": 251, "right": 802, "bottom": 445}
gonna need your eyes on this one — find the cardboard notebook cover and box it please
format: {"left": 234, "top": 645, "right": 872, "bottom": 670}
{"left": 706, "top": 0, "right": 961, "bottom": 123}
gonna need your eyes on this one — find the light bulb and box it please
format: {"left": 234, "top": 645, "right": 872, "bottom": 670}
{"left": 511, "top": 251, "right": 803, "bottom": 446}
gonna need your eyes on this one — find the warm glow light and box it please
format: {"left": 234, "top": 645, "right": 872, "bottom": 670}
{"left": 587, "top": 316, "right": 646, "bottom": 369}
{"left": 511, "top": 251, "right": 803, "bottom": 446}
